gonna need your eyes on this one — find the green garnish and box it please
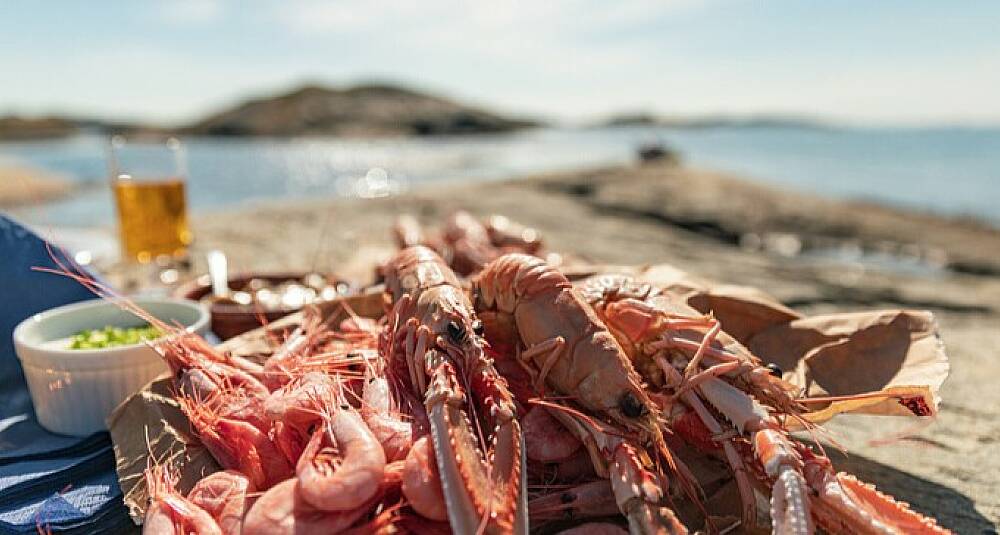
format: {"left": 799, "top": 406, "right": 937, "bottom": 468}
{"left": 69, "top": 325, "right": 163, "bottom": 349}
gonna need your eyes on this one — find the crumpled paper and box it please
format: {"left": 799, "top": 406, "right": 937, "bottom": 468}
{"left": 631, "top": 264, "right": 948, "bottom": 422}
{"left": 109, "top": 265, "right": 950, "bottom": 523}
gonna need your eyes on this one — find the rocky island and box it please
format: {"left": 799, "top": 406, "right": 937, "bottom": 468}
{"left": 180, "top": 83, "right": 539, "bottom": 137}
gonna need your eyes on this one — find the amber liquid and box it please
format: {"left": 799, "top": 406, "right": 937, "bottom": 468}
{"left": 113, "top": 177, "right": 192, "bottom": 263}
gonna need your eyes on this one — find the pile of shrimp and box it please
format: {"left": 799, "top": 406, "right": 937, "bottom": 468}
{"left": 139, "top": 304, "right": 456, "bottom": 535}
{"left": 138, "top": 304, "right": 619, "bottom": 534}
{"left": 42, "top": 215, "right": 949, "bottom": 534}
{"left": 140, "top": 307, "right": 632, "bottom": 535}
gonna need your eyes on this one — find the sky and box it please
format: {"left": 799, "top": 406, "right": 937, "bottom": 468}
{"left": 1, "top": 1, "right": 999, "bottom": 127}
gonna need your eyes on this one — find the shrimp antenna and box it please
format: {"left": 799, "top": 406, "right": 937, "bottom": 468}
{"left": 34, "top": 243, "right": 175, "bottom": 334}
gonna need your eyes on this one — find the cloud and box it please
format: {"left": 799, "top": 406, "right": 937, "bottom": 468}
{"left": 157, "top": 0, "right": 225, "bottom": 25}
{"left": 270, "top": 0, "right": 707, "bottom": 92}
{"left": 275, "top": 0, "right": 706, "bottom": 40}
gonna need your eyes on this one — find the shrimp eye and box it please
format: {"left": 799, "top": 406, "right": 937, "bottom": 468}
{"left": 765, "top": 363, "right": 783, "bottom": 377}
{"left": 447, "top": 321, "right": 467, "bottom": 343}
{"left": 620, "top": 392, "right": 646, "bottom": 418}
{"left": 472, "top": 320, "right": 484, "bottom": 336}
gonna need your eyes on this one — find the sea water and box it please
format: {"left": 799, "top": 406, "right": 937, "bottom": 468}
{"left": 3, "top": 125, "right": 998, "bottom": 228}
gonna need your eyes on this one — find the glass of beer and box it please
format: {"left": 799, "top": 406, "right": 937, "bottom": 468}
{"left": 108, "top": 136, "right": 193, "bottom": 264}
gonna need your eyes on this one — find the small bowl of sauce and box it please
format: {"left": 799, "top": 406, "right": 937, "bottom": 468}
{"left": 175, "top": 272, "right": 354, "bottom": 340}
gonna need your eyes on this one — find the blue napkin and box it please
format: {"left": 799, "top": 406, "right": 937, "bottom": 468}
{"left": 0, "top": 215, "right": 133, "bottom": 534}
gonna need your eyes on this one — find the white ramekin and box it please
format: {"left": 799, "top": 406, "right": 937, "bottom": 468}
{"left": 13, "top": 297, "right": 209, "bottom": 436}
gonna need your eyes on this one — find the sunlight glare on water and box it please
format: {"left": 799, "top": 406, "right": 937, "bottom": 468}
{"left": 3, "top": 126, "right": 998, "bottom": 228}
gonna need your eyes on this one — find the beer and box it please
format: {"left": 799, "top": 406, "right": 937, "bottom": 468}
{"left": 113, "top": 176, "right": 192, "bottom": 263}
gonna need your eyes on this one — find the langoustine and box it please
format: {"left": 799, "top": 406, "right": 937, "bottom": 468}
{"left": 380, "top": 245, "right": 529, "bottom": 533}
{"left": 473, "top": 253, "right": 694, "bottom": 534}
{"left": 581, "top": 273, "right": 950, "bottom": 534}
{"left": 392, "top": 210, "right": 546, "bottom": 276}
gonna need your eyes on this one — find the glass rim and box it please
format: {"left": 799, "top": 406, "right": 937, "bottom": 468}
{"left": 106, "top": 135, "right": 188, "bottom": 180}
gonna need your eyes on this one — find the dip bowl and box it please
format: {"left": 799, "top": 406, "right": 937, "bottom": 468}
{"left": 12, "top": 298, "right": 209, "bottom": 436}
{"left": 175, "top": 271, "right": 353, "bottom": 340}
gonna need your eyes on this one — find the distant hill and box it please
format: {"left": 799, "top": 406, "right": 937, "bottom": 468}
{"left": 0, "top": 115, "right": 171, "bottom": 140}
{"left": 0, "top": 116, "right": 78, "bottom": 140}
{"left": 180, "top": 84, "right": 540, "bottom": 137}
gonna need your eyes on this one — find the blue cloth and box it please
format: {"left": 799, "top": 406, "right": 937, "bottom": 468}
{"left": 0, "top": 215, "right": 133, "bottom": 534}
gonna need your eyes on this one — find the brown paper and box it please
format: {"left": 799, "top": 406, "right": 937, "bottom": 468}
{"left": 108, "top": 372, "right": 222, "bottom": 524}
{"left": 746, "top": 310, "right": 947, "bottom": 421}
{"left": 109, "top": 265, "right": 950, "bottom": 523}
{"left": 639, "top": 265, "right": 946, "bottom": 421}
{"left": 574, "top": 264, "right": 948, "bottom": 422}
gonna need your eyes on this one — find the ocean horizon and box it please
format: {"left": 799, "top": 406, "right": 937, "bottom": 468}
{"left": 4, "top": 125, "right": 999, "bottom": 229}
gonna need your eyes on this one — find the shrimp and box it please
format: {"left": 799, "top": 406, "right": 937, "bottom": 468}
{"left": 241, "top": 478, "right": 371, "bottom": 535}
{"left": 522, "top": 405, "right": 581, "bottom": 462}
{"left": 528, "top": 480, "right": 621, "bottom": 522}
{"left": 401, "top": 435, "right": 448, "bottom": 521}
{"left": 178, "top": 392, "right": 293, "bottom": 490}
{"left": 360, "top": 364, "right": 413, "bottom": 463}
{"left": 443, "top": 209, "right": 497, "bottom": 275}
{"left": 262, "top": 306, "right": 335, "bottom": 390}
{"left": 186, "top": 470, "right": 254, "bottom": 535}
{"left": 295, "top": 386, "right": 387, "bottom": 512}
{"left": 265, "top": 371, "right": 339, "bottom": 465}
{"left": 528, "top": 449, "right": 598, "bottom": 483}
{"left": 143, "top": 463, "right": 222, "bottom": 535}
